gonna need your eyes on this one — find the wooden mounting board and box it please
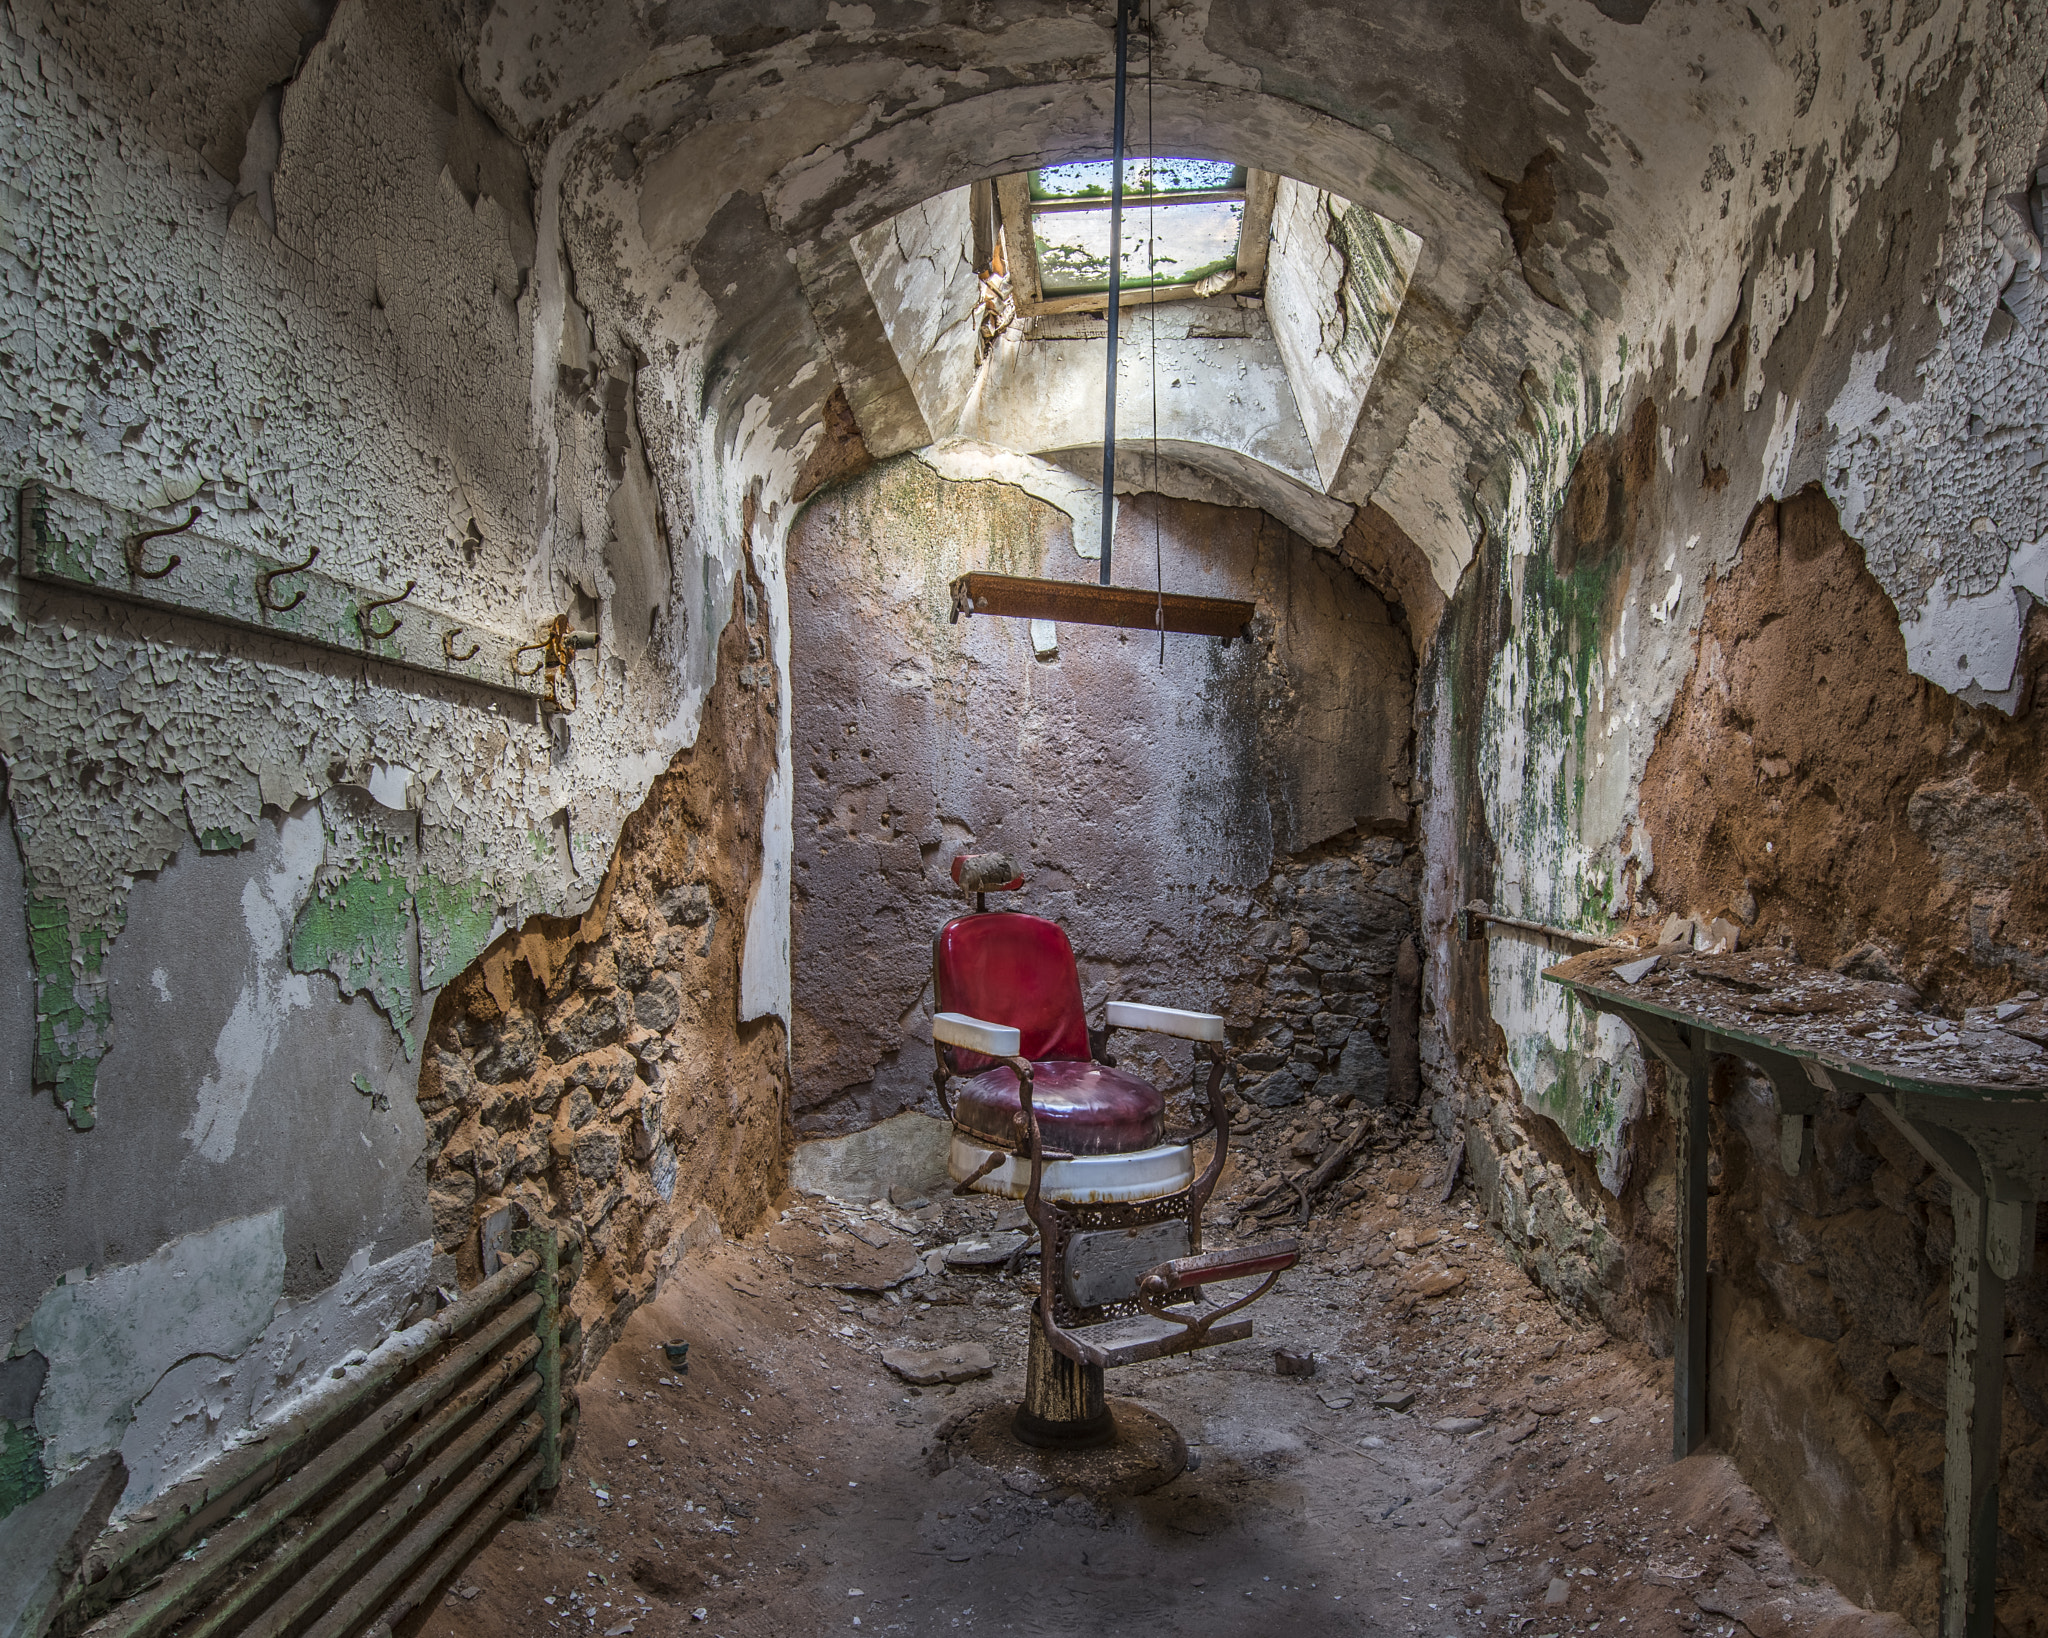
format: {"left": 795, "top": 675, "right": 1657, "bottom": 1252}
{"left": 13, "top": 482, "right": 551, "bottom": 705}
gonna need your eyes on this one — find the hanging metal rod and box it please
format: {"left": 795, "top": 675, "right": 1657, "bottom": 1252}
{"left": 1097, "top": 0, "right": 1141, "bottom": 585}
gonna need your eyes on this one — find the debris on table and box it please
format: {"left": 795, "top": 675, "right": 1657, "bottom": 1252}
{"left": 1549, "top": 944, "right": 2048, "bottom": 1088}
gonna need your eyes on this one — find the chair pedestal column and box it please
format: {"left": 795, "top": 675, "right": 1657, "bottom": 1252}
{"left": 1014, "top": 1309, "right": 1113, "bottom": 1448}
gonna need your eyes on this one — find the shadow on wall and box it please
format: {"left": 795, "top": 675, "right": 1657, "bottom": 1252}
{"left": 785, "top": 456, "right": 1420, "bottom": 1137}
{"left": 417, "top": 565, "right": 789, "bottom": 1375}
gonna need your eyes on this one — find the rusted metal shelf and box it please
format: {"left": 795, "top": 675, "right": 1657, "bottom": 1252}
{"left": 1544, "top": 947, "right": 2047, "bottom": 1638}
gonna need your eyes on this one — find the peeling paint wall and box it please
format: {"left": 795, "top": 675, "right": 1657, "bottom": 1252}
{"left": 1398, "top": 5, "right": 2048, "bottom": 1626}
{"left": 0, "top": 0, "right": 773, "bottom": 1517}
{"left": 1265, "top": 178, "right": 1421, "bottom": 495}
{"left": 14, "top": 0, "right": 2048, "bottom": 1613}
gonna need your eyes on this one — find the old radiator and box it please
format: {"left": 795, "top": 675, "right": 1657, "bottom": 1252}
{"left": 46, "top": 1228, "right": 578, "bottom": 1638}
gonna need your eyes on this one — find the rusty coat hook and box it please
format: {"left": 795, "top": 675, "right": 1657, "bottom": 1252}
{"left": 511, "top": 614, "right": 600, "bottom": 710}
{"left": 355, "top": 581, "right": 415, "bottom": 640}
{"left": 126, "top": 507, "right": 197, "bottom": 580}
{"left": 256, "top": 543, "right": 320, "bottom": 612}
{"left": 442, "top": 626, "right": 480, "bottom": 662}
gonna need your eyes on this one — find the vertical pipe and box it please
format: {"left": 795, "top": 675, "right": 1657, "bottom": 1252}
{"left": 1672, "top": 1031, "right": 1710, "bottom": 1457}
{"left": 1098, "top": 0, "right": 1133, "bottom": 585}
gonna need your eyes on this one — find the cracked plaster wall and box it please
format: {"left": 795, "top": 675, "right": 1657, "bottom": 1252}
{"left": 0, "top": 0, "right": 788, "bottom": 1519}
{"left": 1265, "top": 176, "right": 1423, "bottom": 494}
{"left": 1395, "top": 5, "right": 2048, "bottom": 1628}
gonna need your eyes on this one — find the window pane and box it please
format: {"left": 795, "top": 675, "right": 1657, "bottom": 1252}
{"left": 1031, "top": 157, "right": 1243, "bottom": 201}
{"left": 1034, "top": 199, "right": 1244, "bottom": 293}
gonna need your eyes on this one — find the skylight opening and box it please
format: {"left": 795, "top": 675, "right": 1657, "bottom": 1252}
{"left": 993, "top": 158, "right": 1276, "bottom": 315}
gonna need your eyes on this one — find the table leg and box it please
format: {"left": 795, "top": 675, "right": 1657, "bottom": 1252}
{"left": 1674, "top": 1031, "right": 1710, "bottom": 1458}
{"left": 1943, "top": 1191, "right": 2029, "bottom": 1638}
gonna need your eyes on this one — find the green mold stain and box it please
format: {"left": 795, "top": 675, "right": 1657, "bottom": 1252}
{"left": 0, "top": 1420, "right": 48, "bottom": 1520}
{"left": 27, "top": 895, "right": 112, "bottom": 1130}
{"left": 1472, "top": 360, "right": 1645, "bottom": 1183}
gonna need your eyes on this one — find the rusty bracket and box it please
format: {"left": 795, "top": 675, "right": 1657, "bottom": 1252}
{"left": 511, "top": 615, "right": 600, "bottom": 711}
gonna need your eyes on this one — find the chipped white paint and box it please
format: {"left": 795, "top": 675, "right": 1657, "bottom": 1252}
{"left": 958, "top": 308, "right": 1321, "bottom": 490}
{"left": 18, "top": 1212, "right": 287, "bottom": 1481}
{"left": 116, "top": 1238, "right": 433, "bottom": 1510}
{"left": 915, "top": 441, "right": 1108, "bottom": 561}
{"left": 1264, "top": 178, "right": 1422, "bottom": 493}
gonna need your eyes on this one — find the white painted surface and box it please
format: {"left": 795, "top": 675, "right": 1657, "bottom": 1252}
{"left": 116, "top": 1238, "right": 433, "bottom": 1510}
{"left": 932, "top": 1012, "right": 1023, "bottom": 1057}
{"left": 1105, "top": 1001, "right": 1226, "bottom": 1041}
{"left": 20, "top": 1212, "right": 287, "bottom": 1480}
{"left": 179, "top": 808, "right": 323, "bottom": 1166}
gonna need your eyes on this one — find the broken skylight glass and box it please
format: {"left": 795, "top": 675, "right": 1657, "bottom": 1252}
{"left": 1027, "top": 158, "right": 1247, "bottom": 294}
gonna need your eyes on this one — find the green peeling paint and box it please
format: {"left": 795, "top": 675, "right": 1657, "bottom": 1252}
{"left": 193, "top": 827, "right": 248, "bottom": 853}
{"left": 1472, "top": 360, "right": 1646, "bottom": 1186}
{"left": 415, "top": 873, "right": 495, "bottom": 990}
{"left": 27, "top": 895, "right": 113, "bottom": 1129}
{"left": 0, "top": 1420, "right": 47, "bottom": 1520}
{"left": 291, "top": 857, "right": 417, "bottom": 1058}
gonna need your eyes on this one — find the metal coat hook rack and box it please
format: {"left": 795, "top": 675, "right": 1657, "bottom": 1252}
{"left": 126, "top": 507, "right": 196, "bottom": 580}
{"left": 355, "top": 581, "right": 416, "bottom": 640}
{"left": 16, "top": 481, "right": 553, "bottom": 706}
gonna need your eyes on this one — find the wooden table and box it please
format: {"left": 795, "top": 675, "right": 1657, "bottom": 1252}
{"left": 1542, "top": 945, "right": 2048, "bottom": 1638}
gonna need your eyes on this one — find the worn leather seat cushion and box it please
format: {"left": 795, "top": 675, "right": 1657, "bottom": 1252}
{"left": 953, "top": 1059, "right": 1165, "bottom": 1156}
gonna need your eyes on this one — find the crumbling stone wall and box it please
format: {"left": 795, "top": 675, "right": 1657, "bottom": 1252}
{"left": 1637, "top": 494, "right": 2048, "bottom": 1632}
{"left": 1451, "top": 492, "right": 2048, "bottom": 1633}
{"left": 1706, "top": 1063, "right": 2048, "bottom": 1633}
{"left": 418, "top": 569, "right": 788, "bottom": 1371}
{"left": 786, "top": 458, "right": 1417, "bottom": 1136}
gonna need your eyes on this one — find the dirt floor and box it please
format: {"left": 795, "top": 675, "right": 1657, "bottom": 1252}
{"left": 436, "top": 1110, "right": 1921, "bottom": 1638}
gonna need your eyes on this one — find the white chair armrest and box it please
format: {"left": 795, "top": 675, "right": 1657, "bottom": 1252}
{"left": 933, "top": 1011, "right": 1022, "bottom": 1058}
{"left": 1104, "top": 1001, "right": 1226, "bottom": 1043}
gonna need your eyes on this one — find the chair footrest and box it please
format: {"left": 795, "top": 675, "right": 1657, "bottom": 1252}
{"left": 1064, "top": 1309, "right": 1254, "bottom": 1368}
{"left": 1143, "top": 1237, "right": 1299, "bottom": 1293}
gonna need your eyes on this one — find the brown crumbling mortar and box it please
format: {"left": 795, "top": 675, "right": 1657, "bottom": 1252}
{"left": 1639, "top": 488, "right": 2048, "bottom": 1015}
{"left": 418, "top": 568, "right": 789, "bottom": 1373}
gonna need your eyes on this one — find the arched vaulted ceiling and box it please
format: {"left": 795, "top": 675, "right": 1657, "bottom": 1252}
{"left": 457, "top": 0, "right": 1808, "bottom": 598}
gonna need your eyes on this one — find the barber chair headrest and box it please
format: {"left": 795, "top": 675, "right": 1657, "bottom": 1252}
{"left": 952, "top": 852, "right": 1023, "bottom": 895}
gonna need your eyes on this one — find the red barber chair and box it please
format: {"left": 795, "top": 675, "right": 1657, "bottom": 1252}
{"left": 930, "top": 853, "right": 1299, "bottom": 1448}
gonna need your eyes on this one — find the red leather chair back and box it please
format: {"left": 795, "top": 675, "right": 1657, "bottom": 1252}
{"left": 933, "top": 912, "right": 1091, "bottom": 1072}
